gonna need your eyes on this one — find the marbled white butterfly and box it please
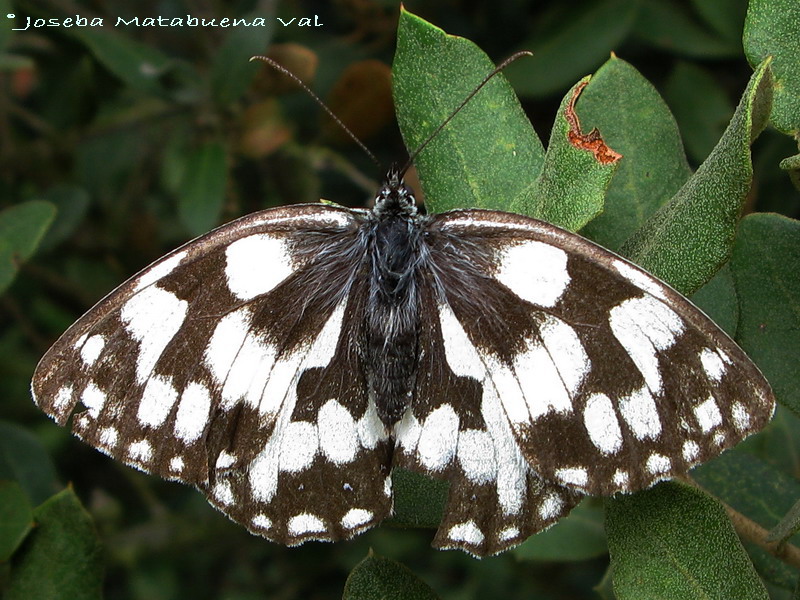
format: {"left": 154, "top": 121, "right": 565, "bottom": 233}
{"left": 31, "top": 58, "right": 775, "bottom": 557}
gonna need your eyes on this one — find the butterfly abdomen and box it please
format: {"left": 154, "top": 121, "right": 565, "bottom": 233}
{"left": 364, "top": 212, "right": 424, "bottom": 427}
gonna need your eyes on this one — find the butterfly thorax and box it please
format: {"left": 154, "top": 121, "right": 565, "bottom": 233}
{"left": 363, "top": 169, "right": 423, "bottom": 427}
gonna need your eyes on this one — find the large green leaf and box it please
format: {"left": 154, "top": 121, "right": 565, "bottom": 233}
{"left": 514, "top": 76, "right": 620, "bottom": 232}
{"left": 393, "top": 8, "right": 544, "bottom": 214}
{"left": 690, "top": 264, "right": 739, "bottom": 337}
{"left": 505, "top": 0, "right": 639, "bottom": 98}
{"left": 0, "top": 422, "right": 61, "bottom": 506}
{"left": 210, "top": 6, "right": 276, "bottom": 105}
{"left": 514, "top": 498, "right": 607, "bottom": 561}
{"left": 578, "top": 56, "right": 692, "bottom": 250}
{"left": 177, "top": 142, "right": 229, "bottom": 236}
{"left": 389, "top": 468, "right": 447, "bottom": 530}
{"left": 0, "top": 481, "right": 33, "bottom": 562}
{"left": 342, "top": 553, "right": 440, "bottom": 600}
{"left": 606, "top": 482, "right": 768, "bottom": 599}
{"left": 620, "top": 58, "right": 772, "bottom": 295}
{"left": 69, "top": 28, "right": 173, "bottom": 95}
{"left": 730, "top": 213, "right": 800, "bottom": 415}
{"left": 744, "top": 0, "right": 800, "bottom": 134}
{"left": 0, "top": 201, "right": 56, "bottom": 295}
{"left": 693, "top": 450, "right": 800, "bottom": 590}
{"left": 664, "top": 62, "right": 734, "bottom": 164}
{"left": 633, "top": 0, "right": 740, "bottom": 59}
{"left": 6, "top": 488, "right": 104, "bottom": 600}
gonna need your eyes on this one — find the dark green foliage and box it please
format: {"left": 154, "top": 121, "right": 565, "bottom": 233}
{"left": 2, "top": 0, "right": 799, "bottom": 598}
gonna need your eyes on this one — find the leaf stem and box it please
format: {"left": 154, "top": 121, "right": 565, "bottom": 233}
{"left": 681, "top": 475, "right": 800, "bottom": 570}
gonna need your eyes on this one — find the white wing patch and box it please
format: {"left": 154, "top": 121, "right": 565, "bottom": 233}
{"left": 583, "top": 393, "right": 623, "bottom": 455}
{"left": 121, "top": 286, "right": 188, "bottom": 384}
{"left": 137, "top": 375, "right": 179, "bottom": 428}
{"left": 609, "top": 296, "right": 685, "bottom": 394}
{"left": 318, "top": 399, "right": 359, "bottom": 464}
{"left": 611, "top": 259, "right": 668, "bottom": 300}
{"left": 244, "top": 298, "right": 355, "bottom": 505}
{"left": 279, "top": 421, "right": 318, "bottom": 473}
{"left": 457, "top": 429, "right": 496, "bottom": 484}
{"left": 134, "top": 250, "right": 187, "bottom": 292}
{"left": 618, "top": 386, "right": 662, "bottom": 440}
{"left": 433, "top": 303, "right": 532, "bottom": 516}
{"left": 341, "top": 508, "right": 373, "bottom": 529}
{"left": 699, "top": 348, "right": 727, "bottom": 382}
{"left": 174, "top": 381, "right": 212, "bottom": 443}
{"left": 693, "top": 396, "right": 722, "bottom": 432}
{"left": 80, "top": 383, "right": 106, "bottom": 419}
{"left": 79, "top": 335, "right": 106, "bottom": 366}
{"left": 288, "top": 513, "right": 325, "bottom": 536}
{"left": 225, "top": 234, "right": 294, "bottom": 301}
{"left": 495, "top": 241, "right": 570, "bottom": 308}
{"left": 555, "top": 467, "right": 588, "bottom": 487}
{"left": 448, "top": 520, "right": 485, "bottom": 545}
{"left": 417, "top": 404, "right": 459, "bottom": 471}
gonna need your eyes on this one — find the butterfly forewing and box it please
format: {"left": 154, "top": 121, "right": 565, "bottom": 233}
{"left": 426, "top": 209, "right": 774, "bottom": 497}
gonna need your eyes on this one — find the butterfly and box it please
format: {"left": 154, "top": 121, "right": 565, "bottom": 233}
{"left": 31, "top": 58, "right": 775, "bottom": 557}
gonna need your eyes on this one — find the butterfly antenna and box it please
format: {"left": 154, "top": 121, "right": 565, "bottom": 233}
{"left": 250, "top": 55, "right": 382, "bottom": 169}
{"left": 399, "top": 50, "right": 532, "bottom": 177}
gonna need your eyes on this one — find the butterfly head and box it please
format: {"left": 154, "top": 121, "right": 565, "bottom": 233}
{"left": 373, "top": 165, "right": 417, "bottom": 219}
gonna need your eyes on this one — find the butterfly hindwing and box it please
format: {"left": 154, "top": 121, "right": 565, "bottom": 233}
{"left": 393, "top": 278, "right": 582, "bottom": 555}
{"left": 425, "top": 209, "right": 775, "bottom": 497}
{"left": 202, "top": 286, "right": 394, "bottom": 545}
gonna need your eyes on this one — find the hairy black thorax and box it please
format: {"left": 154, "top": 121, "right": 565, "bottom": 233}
{"left": 363, "top": 167, "right": 423, "bottom": 427}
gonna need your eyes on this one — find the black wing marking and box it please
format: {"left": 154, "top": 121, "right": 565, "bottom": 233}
{"left": 422, "top": 209, "right": 774, "bottom": 497}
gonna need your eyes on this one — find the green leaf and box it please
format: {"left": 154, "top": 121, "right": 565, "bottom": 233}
{"left": 177, "top": 142, "right": 229, "bottom": 237}
{"left": 606, "top": 481, "right": 768, "bottom": 600}
{"left": 389, "top": 468, "right": 447, "bottom": 530}
{"left": 633, "top": 0, "right": 740, "bottom": 58}
{"left": 393, "top": 8, "right": 544, "bottom": 214}
{"left": 595, "top": 566, "right": 618, "bottom": 600}
{"left": 6, "top": 488, "right": 104, "bottom": 600}
{"left": 0, "top": 201, "right": 56, "bottom": 295}
{"left": 690, "top": 0, "right": 748, "bottom": 46}
{"left": 505, "top": 0, "right": 639, "bottom": 98}
{"left": 730, "top": 213, "right": 800, "bottom": 415}
{"left": 514, "top": 498, "right": 607, "bottom": 561}
{"left": 766, "top": 498, "right": 800, "bottom": 545}
{"left": 515, "top": 77, "right": 620, "bottom": 232}
{"left": 664, "top": 62, "right": 734, "bottom": 164}
{"left": 779, "top": 153, "right": 800, "bottom": 193}
{"left": 210, "top": 9, "right": 276, "bottom": 105}
{"left": 577, "top": 56, "right": 691, "bottom": 250}
{"left": 69, "top": 28, "right": 173, "bottom": 95}
{"left": 690, "top": 264, "right": 739, "bottom": 337}
{"left": 692, "top": 450, "right": 800, "bottom": 589}
{"left": 0, "top": 481, "right": 33, "bottom": 561}
{"left": 0, "top": 422, "right": 61, "bottom": 506}
{"left": 0, "top": 0, "right": 14, "bottom": 52}
{"left": 744, "top": 0, "right": 800, "bottom": 135}
{"left": 37, "top": 185, "right": 91, "bottom": 252}
{"left": 620, "top": 58, "right": 773, "bottom": 296}
{"left": 342, "top": 553, "right": 440, "bottom": 600}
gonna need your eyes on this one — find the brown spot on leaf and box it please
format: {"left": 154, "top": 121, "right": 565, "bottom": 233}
{"left": 565, "top": 80, "right": 622, "bottom": 165}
